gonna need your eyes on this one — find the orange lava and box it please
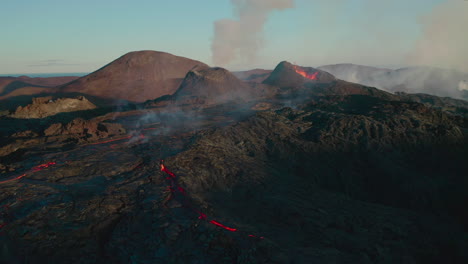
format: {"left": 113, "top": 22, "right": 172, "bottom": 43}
{"left": 294, "top": 66, "right": 318, "bottom": 80}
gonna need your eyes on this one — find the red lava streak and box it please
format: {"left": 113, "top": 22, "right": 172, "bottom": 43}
{"left": 294, "top": 65, "right": 319, "bottom": 80}
{"left": 0, "top": 161, "right": 58, "bottom": 185}
{"left": 159, "top": 161, "right": 263, "bottom": 238}
{"left": 209, "top": 220, "right": 237, "bottom": 232}
{"left": 32, "top": 162, "right": 56, "bottom": 172}
{"left": 89, "top": 135, "right": 132, "bottom": 145}
{"left": 0, "top": 174, "right": 26, "bottom": 185}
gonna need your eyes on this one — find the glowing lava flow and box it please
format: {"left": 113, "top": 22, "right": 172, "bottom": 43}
{"left": 1, "top": 161, "right": 58, "bottom": 231}
{"left": 294, "top": 65, "right": 319, "bottom": 80}
{"left": 209, "top": 220, "right": 238, "bottom": 232}
{"left": 159, "top": 161, "right": 263, "bottom": 239}
{"left": 32, "top": 162, "right": 56, "bottom": 172}
{"left": 0, "top": 174, "right": 26, "bottom": 185}
{"left": 0, "top": 161, "right": 58, "bottom": 185}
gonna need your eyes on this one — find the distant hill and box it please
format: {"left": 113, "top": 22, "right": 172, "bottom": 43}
{"left": 233, "top": 69, "right": 272, "bottom": 83}
{"left": 14, "top": 75, "right": 79, "bottom": 87}
{"left": 0, "top": 76, "right": 78, "bottom": 100}
{"left": 318, "top": 64, "right": 468, "bottom": 100}
{"left": 60, "top": 51, "right": 208, "bottom": 102}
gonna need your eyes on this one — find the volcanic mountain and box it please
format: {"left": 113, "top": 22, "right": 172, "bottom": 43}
{"left": 262, "top": 61, "right": 396, "bottom": 102}
{"left": 263, "top": 61, "right": 336, "bottom": 87}
{"left": 172, "top": 67, "right": 275, "bottom": 106}
{"left": 60, "top": 51, "right": 208, "bottom": 102}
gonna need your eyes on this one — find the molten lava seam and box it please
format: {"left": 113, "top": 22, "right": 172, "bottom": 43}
{"left": 160, "top": 161, "right": 264, "bottom": 239}
{"left": 1, "top": 126, "right": 159, "bottom": 185}
{"left": 0, "top": 161, "right": 59, "bottom": 185}
{"left": 32, "top": 162, "right": 56, "bottom": 172}
{"left": 0, "top": 174, "right": 27, "bottom": 185}
{"left": 0, "top": 162, "right": 59, "bottom": 231}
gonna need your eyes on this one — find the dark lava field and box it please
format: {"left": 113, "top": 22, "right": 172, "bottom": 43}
{"left": 1, "top": 55, "right": 468, "bottom": 263}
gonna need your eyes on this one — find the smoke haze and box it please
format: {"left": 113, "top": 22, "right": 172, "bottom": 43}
{"left": 211, "top": 0, "right": 294, "bottom": 66}
{"left": 408, "top": 0, "right": 468, "bottom": 72}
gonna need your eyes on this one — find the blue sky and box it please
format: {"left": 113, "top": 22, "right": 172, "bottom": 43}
{"left": 0, "top": 0, "right": 450, "bottom": 74}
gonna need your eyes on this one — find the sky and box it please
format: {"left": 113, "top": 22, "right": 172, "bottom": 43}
{"left": 0, "top": 0, "right": 465, "bottom": 74}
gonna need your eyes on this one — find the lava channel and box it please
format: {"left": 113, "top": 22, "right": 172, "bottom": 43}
{"left": 159, "top": 160, "right": 264, "bottom": 239}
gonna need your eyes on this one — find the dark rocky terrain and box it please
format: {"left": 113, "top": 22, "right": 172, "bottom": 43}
{"left": 1, "top": 54, "right": 467, "bottom": 263}
{"left": 396, "top": 92, "right": 468, "bottom": 118}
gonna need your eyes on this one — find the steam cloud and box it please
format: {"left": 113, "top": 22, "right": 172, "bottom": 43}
{"left": 408, "top": 0, "right": 468, "bottom": 72}
{"left": 211, "top": 0, "right": 294, "bottom": 66}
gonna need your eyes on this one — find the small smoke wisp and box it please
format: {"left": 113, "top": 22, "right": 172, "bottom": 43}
{"left": 459, "top": 81, "right": 468, "bottom": 92}
{"left": 212, "top": 0, "right": 294, "bottom": 66}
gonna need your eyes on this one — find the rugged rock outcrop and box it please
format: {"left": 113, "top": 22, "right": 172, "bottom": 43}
{"left": 11, "top": 96, "right": 97, "bottom": 119}
{"left": 44, "top": 118, "right": 126, "bottom": 140}
{"left": 0, "top": 118, "right": 126, "bottom": 168}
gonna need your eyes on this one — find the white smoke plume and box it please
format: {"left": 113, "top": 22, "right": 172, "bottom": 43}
{"left": 459, "top": 81, "right": 468, "bottom": 92}
{"left": 212, "top": 0, "right": 294, "bottom": 66}
{"left": 408, "top": 0, "right": 468, "bottom": 72}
